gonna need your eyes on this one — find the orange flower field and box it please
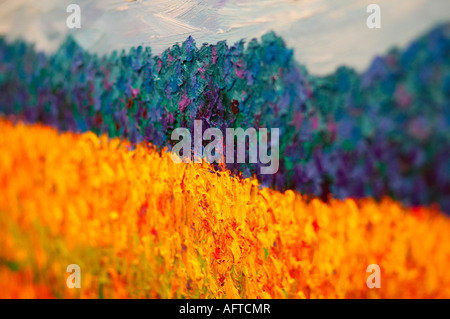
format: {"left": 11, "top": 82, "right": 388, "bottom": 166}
{"left": 1, "top": 119, "right": 450, "bottom": 299}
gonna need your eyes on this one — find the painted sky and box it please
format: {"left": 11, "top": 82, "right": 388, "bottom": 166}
{"left": 0, "top": 0, "right": 449, "bottom": 74}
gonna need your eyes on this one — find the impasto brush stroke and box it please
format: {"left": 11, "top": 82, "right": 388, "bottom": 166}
{"left": 1, "top": 24, "right": 449, "bottom": 211}
{"left": 1, "top": 0, "right": 449, "bottom": 74}
{"left": 1, "top": 120, "right": 450, "bottom": 299}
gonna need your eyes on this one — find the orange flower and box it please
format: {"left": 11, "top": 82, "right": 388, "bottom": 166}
{"left": 0, "top": 119, "right": 450, "bottom": 298}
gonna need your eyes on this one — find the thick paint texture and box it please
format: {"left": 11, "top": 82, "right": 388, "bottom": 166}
{"left": 0, "top": 24, "right": 449, "bottom": 211}
{"left": 1, "top": 120, "right": 450, "bottom": 298}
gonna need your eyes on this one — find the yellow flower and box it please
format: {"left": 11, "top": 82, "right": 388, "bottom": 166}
{"left": 1, "top": 119, "right": 450, "bottom": 299}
